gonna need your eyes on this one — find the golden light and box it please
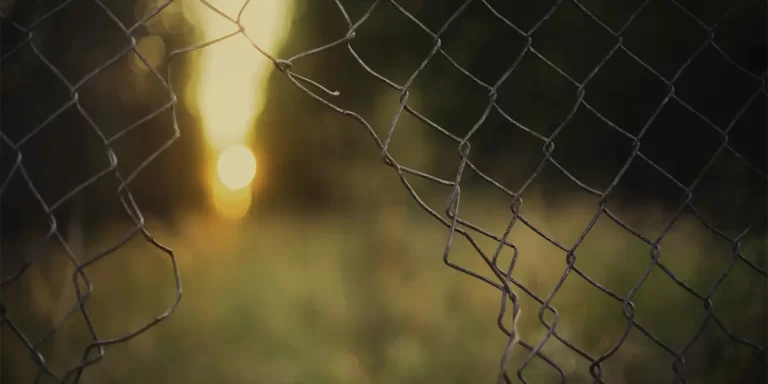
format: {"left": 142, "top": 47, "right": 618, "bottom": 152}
{"left": 212, "top": 178, "right": 252, "bottom": 221}
{"left": 180, "top": 0, "right": 295, "bottom": 218}
{"left": 217, "top": 144, "right": 257, "bottom": 190}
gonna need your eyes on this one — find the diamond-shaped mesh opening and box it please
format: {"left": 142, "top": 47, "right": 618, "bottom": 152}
{"left": 437, "top": 0, "right": 529, "bottom": 86}
{"left": 723, "top": 91, "right": 768, "bottom": 175}
{"left": 621, "top": 0, "right": 707, "bottom": 80}
{"left": 75, "top": 38, "right": 172, "bottom": 140}
{"left": 465, "top": 108, "right": 547, "bottom": 193}
{"left": 675, "top": 45, "right": 762, "bottom": 128}
{"left": 551, "top": 106, "right": 635, "bottom": 192}
{"left": 583, "top": 47, "right": 670, "bottom": 137}
{"left": 343, "top": 1, "right": 435, "bottom": 85}
{"left": 495, "top": 52, "right": 580, "bottom": 138}
{"left": 0, "top": 44, "right": 72, "bottom": 144}
{"left": 28, "top": 0, "right": 132, "bottom": 85}
{"left": 575, "top": 0, "right": 649, "bottom": 33}
{"left": 712, "top": 0, "right": 768, "bottom": 76}
{"left": 15, "top": 108, "right": 113, "bottom": 207}
{"left": 406, "top": 52, "right": 497, "bottom": 139}
{"left": 481, "top": 0, "right": 559, "bottom": 34}
{"left": 639, "top": 98, "right": 724, "bottom": 187}
{"left": 530, "top": 0, "right": 617, "bottom": 83}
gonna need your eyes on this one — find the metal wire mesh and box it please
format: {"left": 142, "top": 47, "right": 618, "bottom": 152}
{"left": 0, "top": 1, "right": 182, "bottom": 383}
{"left": 1, "top": 0, "right": 766, "bottom": 383}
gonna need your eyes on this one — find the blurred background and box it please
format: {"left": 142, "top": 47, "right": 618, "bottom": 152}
{"left": 1, "top": 0, "right": 766, "bottom": 383}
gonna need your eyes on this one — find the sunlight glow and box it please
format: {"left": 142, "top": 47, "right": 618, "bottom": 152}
{"left": 212, "top": 178, "right": 253, "bottom": 220}
{"left": 217, "top": 144, "right": 257, "bottom": 190}
{"left": 182, "top": 0, "right": 294, "bottom": 218}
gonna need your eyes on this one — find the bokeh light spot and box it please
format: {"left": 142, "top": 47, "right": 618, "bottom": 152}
{"left": 217, "top": 144, "right": 257, "bottom": 191}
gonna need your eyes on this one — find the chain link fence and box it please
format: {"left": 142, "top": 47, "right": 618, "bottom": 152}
{"left": 1, "top": 0, "right": 766, "bottom": 383}
{"left": 1, "top": 0, "right": 184, "bottom": 383}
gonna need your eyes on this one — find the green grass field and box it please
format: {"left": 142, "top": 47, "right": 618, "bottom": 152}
{"left": 2, "top": 188, "right": 765, "bottom": 383}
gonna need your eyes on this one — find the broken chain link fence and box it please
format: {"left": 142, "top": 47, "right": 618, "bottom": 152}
{"left": 1, "top": 1, "right": 183, "bottom": 383}
{"left": 1, "top": 0, "right": 767, "bottom": 383}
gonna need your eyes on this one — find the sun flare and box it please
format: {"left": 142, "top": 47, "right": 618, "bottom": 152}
{"left": 217, "top": 144, "right": 257, "bottom": 191}
{"left": 181, "top": 0, "right": 294, "bottom": 218}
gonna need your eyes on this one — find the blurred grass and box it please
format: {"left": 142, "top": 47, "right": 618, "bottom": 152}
{"left": 2, "top": 188, "right": 765, "bottom": 383}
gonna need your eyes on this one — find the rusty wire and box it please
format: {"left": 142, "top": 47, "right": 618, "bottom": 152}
{"left": 1, "top": 0, "right": 766, "bottom": 383}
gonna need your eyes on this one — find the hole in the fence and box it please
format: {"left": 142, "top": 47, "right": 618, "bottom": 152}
{"left": 574, "top": 0, "right": 649, "bottom": 33}
{"left": 720, "top": 92, "right": 767, "bottom": 175}
{"left": 438, "top": 0, "right": 528, "bottom": 87}
{"left": 495, "top": 52, "right": 580, "bottom": 139}
{"left": 0, "top": 44, "right": 72, "bottom": 145}
{"left": 639, "top": 98, "right": 723, "bottom": 187}
{"left": 345, "top": 0, "right": 434, "bottom": 86}
{"left": 531, "top": 0, "right": 617, "bottom": 84}
{"left": 406, "top": 51, "right": 496, "bottom": 140}
{"left": 551, "top": 106, "right": 635, "bottom": 193}
{"left": 1, "top": 0, "right": 765, "bottom": 381}
{"left": 621, "top": 0, "right": 706, "bottom": 80}
{"left": 712, "top": 0, "right": 767, "bottom": 76}
{"left": 17, "top": 107, "right": 113, "bottom": 209}
{"left": 583, "top": 47, "right": 669, "bottom": 138}
{"left": 631, "top": 266, "right": 709, "bottom": 353}
{"left": 29, "top": 0, "right": 131, "bottom": 85}
{"left": 676, "top": 45, "right": 760, "bottom": 129}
